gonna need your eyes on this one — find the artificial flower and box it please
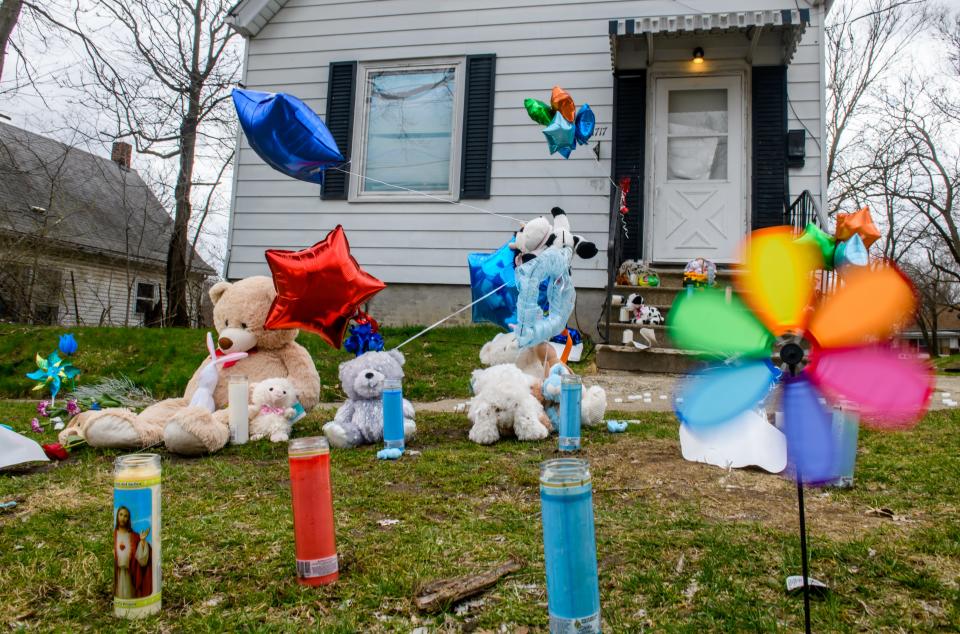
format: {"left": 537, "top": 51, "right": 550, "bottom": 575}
{"left": 30, "top": 418, "right": 43, "bottom": 433}
{"left": 58, "top": 333, "right": 78, "bottom": 356}
{"left": 41, "top": 443, "right": 69, "bottom": 461}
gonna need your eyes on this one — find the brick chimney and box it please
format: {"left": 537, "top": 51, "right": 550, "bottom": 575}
{"left": 111, "top": 141, "right": 132, "bottom": 169}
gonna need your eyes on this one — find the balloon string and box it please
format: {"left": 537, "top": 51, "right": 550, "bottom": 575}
{"left": 394, "top": 283, "right": 508, "bottom": 350}
{"left": 327, "top": 164, "right": 524, "bottom": 224}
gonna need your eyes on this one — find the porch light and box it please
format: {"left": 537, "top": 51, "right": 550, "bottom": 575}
{"left": 692, "top": 47, "right": 705, "bottom": 64}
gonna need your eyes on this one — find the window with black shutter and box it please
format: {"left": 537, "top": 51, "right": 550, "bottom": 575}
{"left": 460, "top": 54, "right": 496, "bottom": 199}
{"left": 321, "top": 61, "right": 357, "bottom": 200}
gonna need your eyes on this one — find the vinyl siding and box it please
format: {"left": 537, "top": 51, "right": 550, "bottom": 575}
{"left": 228, "top": 0, "right": 826, "bottom": 285}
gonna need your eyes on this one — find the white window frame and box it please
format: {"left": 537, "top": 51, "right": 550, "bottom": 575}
{"left": 349, "top": 57, "right": 466, "bottom": 202}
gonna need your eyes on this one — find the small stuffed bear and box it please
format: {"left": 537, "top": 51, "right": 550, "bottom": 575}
{"left": 249, "top": 378, "right": 297, "bottom": 442}
{"left": 479, "top": 331, "right": 520, "bottom": 367}
{"left": 468, "top": 363, "right": 551, "bottom": 445}
{"left": 625, "top": 293, "right": 663, "bottom": 325}
{"left": 539, "top": 363, "right": 608, "bottom": 430}
{"left": 323, "top": 350, "right": 416, "bottom": 448}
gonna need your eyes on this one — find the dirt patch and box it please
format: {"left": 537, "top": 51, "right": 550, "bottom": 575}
{"left": 588, "top": 436, "right": 918, "bottom": 540}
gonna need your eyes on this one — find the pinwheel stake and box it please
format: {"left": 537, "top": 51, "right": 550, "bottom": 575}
{"left": 781, "top": 341, "right": 813, "bottom": 634}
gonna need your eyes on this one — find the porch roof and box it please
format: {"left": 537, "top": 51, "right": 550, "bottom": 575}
{"left": 608, "top": 8, "right": 811, "bottom": 70}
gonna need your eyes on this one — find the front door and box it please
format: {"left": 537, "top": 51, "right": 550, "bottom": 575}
{"left": 650, "top": 75, "right": 746, "bottom": 263}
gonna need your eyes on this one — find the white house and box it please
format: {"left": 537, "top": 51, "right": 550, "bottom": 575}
{"left": 225, "top": 0, "right": 830, "bottom": 365}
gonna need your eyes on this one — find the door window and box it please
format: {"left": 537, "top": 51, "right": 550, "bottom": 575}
{"left": 666, "top": 89, "right": 728, "bottom": 181}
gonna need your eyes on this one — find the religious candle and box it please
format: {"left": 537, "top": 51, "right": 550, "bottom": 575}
{"left": 382, "top": 378, "right": 405, "bottom": 451}
{"left": 288, "top": 437, "right": 338, "bottom": 586}
{"left": 558, "top": 375, "right": 582, "bottom": 452}
{"left": 831, "top": 407, "right": 859, "bottom": 488}
{"left": 228, "top": 374, "right": 248, "bottom": 444}
{"left": 540, "top": 458, "right": 601, "bottom": 633}
{"left": 113, "top": 453, "right": 161, "bottom": 618}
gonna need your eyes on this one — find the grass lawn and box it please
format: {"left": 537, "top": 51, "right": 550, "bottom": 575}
{"left": 0, "top": 324, "right": 593, "bottom": 403}
{"left": 1, "top": 396, "right": 957, "bottom": 632}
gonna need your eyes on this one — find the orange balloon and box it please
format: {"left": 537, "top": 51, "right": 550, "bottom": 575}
{"left": 736, "top": 227, "right": 819, "bottom": 336}
{"left": 835, "top": 207, "right": 882, "bottom": 248}
{"left": 550, "top": 85, "right": 576, "bottom": 123}
{"left": 807, "top": 262, "right": 916, "bottom": 348}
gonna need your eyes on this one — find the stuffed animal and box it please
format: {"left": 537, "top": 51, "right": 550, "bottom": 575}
{"left": 60, "top": 276, "right": 321, "bottom": 455}
{"left": 625, "top": 293, "right": 663, "bottom": 325}
{"left": 539, "top": 363, "right": 608, "bottom": 430}
{"left": 479, "top": 331, "right": 520, "bottom": 366}
{"left": 509, "top": 207, "right": 598, "bottom": 265}
{"left": 323, "top": 350, "right": 416, "bottom": 448}
{"left": 249, "top": 378, "right": 297, "bottom": 442}
{"left": 189, "top": 332, "right": 248, "bottom": 411}
{"left": 467, "top": 364, "right": 551, "bottom": 445}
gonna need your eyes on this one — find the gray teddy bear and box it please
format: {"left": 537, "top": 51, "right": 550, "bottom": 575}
{"left": 323, "top": 350, "right": 416, "bottom": 448}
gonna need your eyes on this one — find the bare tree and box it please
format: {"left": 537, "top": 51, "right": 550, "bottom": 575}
{"left": 903, "top": 243, "right": 960, "bottom": 355}
{"left": 0, "top": 0, "right": 22, "bottom": 81}
{"left": 44, "top": 0, "right": 239, "bottom": 326}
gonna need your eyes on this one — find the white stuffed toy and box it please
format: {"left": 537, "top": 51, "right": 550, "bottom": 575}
{"left": 625, "top": 293, "right": 663, "bottom": 325}
{"left": 510, "top": 207, "right": 599, "bottom": 266}
{"left": 468, "top": 364, "right": 552, "bottom": 445}
{"left": 539, "top": 363, "right": 608, "bottom": 429}
{"left": 249, "top": 377, "right": 297, "bottom": 442}
{"left": 479, "top": 331, "right": 520, "bottom": 367}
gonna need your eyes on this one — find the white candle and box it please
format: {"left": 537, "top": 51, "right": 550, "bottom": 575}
{"left": 228, "top": 375, "right": 249, "bottom": 445}
{"left": 611, "top": 294, "right": 624, "bottom": 306}
{"left": 622, "top": 329, "right": 634, "bottom": 345}
{"left": 618, "top": 307, "right": 630, "bottom": 322}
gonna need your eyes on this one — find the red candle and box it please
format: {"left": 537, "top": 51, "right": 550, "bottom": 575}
{"left": 288, "top": 437, "right": 338, "bottom": 585}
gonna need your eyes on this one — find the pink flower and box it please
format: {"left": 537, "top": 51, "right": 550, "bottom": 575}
{"left": 30, "top": 418, "right": 43, "bottom": 433}
{"left": 37, "top": 401, "right": 50, "bottom": 417}
{"left": 66, "top": 399, "right": 80, "bottom": 416}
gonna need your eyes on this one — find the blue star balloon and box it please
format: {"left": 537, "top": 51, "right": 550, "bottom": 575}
{"left": 574, "top": 104, "right": 595, "bottom": 146}
{"left": 542, "top": 111, "right": 576, "bottom": 159}
{"left": 232, "top": 88, "right": 344, "bottom": 184}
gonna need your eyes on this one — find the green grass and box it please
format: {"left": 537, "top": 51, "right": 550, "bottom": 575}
{"left": 1, "top": 399, "right": 957, "bottom": 632}
{"left": 0, "top": 324, "right": 595, "bottom": 402}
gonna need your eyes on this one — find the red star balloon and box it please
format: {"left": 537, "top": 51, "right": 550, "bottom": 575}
{"left": 264, "top": 225, "right": 386, "bottom": 348}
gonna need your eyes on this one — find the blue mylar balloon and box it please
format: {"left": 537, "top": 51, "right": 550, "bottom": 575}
{"left": 232, "top": 88, "right": 344, "bottom": 184}
{"left": 469, "top": 240, "right": 548, "bottom": 330}
{"left": 515, "top": 247, "right": 575, "bottom": 347}
{"left": 574, "top": 104, "right": 595, "bottom": 146}
{"left": 782, "top": 375, "right": 838, "bottom": 486}
{"left": 542, "top": 111, "right": 576, "bottom": 159}
{"left": 833, "top": 232, "right": 869, "bottom": 269}
{"left": 675, "top": 360, "right": 780, "bottom": 428}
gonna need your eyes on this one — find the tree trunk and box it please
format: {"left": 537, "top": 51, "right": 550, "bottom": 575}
{"left": 0, "top": 0, "right": 22, "bottom": 82}
{"left": 165, "top": 92, "right": 200, "bottom": 327}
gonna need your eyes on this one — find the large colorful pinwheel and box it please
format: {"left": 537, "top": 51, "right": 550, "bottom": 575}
{"left": 668, "top": 226, "right": 933, "bottom": 485}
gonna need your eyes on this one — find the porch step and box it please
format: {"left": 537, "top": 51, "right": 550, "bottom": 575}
{"left": 595, "top": 344, "right": 700, "bottom": 374}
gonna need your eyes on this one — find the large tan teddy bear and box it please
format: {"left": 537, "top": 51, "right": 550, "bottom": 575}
{"left": 60, "top": 276, "right": 321, "bottom": 455}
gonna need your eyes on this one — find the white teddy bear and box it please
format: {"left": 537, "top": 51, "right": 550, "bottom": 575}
{"left": 249, "top": 377, "right": 298, "bottom": 442}
{"left": 479, "top": 331, "right": 520, "bottom": 366}
{"left": 468, "top": 364, "right": 551, "bottom": 445}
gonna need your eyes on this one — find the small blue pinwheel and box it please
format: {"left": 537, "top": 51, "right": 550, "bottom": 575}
{"left": 26, "top": 351, "right": 80, "bottom": 404}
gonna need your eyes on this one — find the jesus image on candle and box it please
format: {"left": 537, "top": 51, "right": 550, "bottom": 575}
{"left": 114, "top": 506, "right": 153, "bottom": 599}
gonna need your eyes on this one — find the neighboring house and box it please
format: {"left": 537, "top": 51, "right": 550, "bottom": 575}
{"left": 896, "top": 308, "right": 960, "bottom": 358}
{"left": 225, "top": 1, "right": 830, "bottom": 350}
{"left": 0, "top": 122, "right": 216, "bottom": 327}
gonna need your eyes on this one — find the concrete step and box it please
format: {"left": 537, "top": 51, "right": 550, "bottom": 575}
{"left": 595, "top": 344, "right": 701, "bottom": 374}
{"left": 606, "top": 322, "right": 677, "bottom": 349}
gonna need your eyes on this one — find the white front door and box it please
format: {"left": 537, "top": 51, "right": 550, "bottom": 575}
{"left": 651, "top": 75, "right": 746, "bottom": 263}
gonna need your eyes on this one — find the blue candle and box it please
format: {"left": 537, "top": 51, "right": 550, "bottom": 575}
{"left": 540, "top": 458, "right": 601, "bottom": 633}
{"left": 382, "top": 378, "right": 405, "bottom": 451}
{"left": 558, "top": 375, "right": 582, "bottom": 452}
{"left": 831, "top": 408, "right": 859, "bottom": 488}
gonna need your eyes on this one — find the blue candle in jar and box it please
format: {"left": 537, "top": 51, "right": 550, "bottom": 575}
{"left": 382, "top": 378, "right": 405, "bottom": 451}
{"left": 540, "top": 458, "right": 601, "bottom": 633}
{"left": 558, "top": 375, "right": 582, "bottom": 451}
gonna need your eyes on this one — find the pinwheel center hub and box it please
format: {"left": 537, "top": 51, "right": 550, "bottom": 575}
{"left": 779, "top": 342, "right": 805, "bottom": 368}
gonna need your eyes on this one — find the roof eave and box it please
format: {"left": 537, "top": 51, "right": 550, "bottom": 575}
{"left": 226, "top": 0, "right": 289, "bottom": 38}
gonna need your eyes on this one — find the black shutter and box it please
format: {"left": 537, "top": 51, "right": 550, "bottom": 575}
{"left": 460, "top": 54, "right": 496, "bottom": 199}
{"left": 751, "top": 66, "right": 788, "bottom": 228}
{"left": 321, "top": 61, "right": 357, "bottom": 200}
{"left": 610, "top": 71, "right": 646, "bottom": 262}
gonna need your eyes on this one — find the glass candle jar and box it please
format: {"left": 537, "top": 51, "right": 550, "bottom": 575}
{"left": 540, "top": 458, "right": 601, "bottom": 633}
{"left": 113, "top": 453, "right": 162, "bottom": 618}
{"left": 382, "top": 378, "right": 405, "bottom": 451}
{"left": 228, "top": 374, "right": 249, "bottom": 445}
{"left": 288, "top": 437, "right": 338, "bottom": 585}
{"left": 558, "top": 375, "right": 583, "bottom": 452}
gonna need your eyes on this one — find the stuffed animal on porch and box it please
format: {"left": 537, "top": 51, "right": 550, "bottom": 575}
{"left": 625, "top": 293, "right": 663, "bottom": 325}
{"left": 509, "top": 207, "right": 598, "bottom": 265}
{"left": 467, "top": 363, "right": 552, "bottom": 445}
{"left": 479, "top": 331, "right": 520, "bottom": 366}
{"left": 539, "top": 363, "right": 608, "bottom": 430}
{"left": 249, "top": 377, "right": 298, "bottom": 442}
{"left": 323, "top": 350, "right": 416, "bottom": 448}
{"left": 59, "top": 276, "right": 321, "bottom": 455}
